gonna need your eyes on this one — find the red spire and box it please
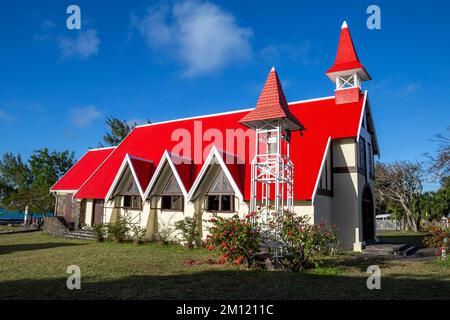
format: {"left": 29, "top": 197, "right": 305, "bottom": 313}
{"left": 326, "top": 21, "right": 370, "bottom": 80}
{"left": 239, "top": 67, "right": 303, "bottom": 130}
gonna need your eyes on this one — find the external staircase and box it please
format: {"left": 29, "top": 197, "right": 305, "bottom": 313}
{"left": 362, "top": 243, "right": 417, "bottom": 256}
{"left": 62, "top": 229, "right": 96, "bottom": 241}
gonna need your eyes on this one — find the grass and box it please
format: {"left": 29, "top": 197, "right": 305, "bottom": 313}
{"left": 0, "top": 232, "right": 449, "bottom": 300}
{"left": 0, "top": 225, "right": 22, "bottom": 232}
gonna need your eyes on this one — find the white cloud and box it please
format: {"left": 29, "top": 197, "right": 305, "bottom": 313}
{"left": 70, "top": 105, "right": 102, "bottom": 127}
{"left": 28, "top": 103, "right": 44, "bottom": 113}
{"left": 400, "top": 83, "right": 421, "bottom": 95}
{"left": 0, "top": 110, "right": 14, "bottom": 123}
{"left": 367, "top": 80, "right": 421, "bottom": 97}
{"left": 41, "top": 19, "right": 56, "bottom": 30}
{"left": 260, "top": 41, "right": 318, "bottom": 67}
{"left": 58, "top": 29, "right": 100, "bottom": 60}
{"left": 132, "top": 0, "right": 253, "bottom": 77}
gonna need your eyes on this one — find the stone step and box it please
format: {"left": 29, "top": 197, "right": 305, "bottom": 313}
{"left": 62, "top": 231, "right": 96, "bottom": 241}
{"left": 401, "top": 246, "right": 417, "bottom": 256}
{"left": 362, "top": 243, "right": 416, "bottom": 257}
{"left": 68, "top": 230, "right": 95, "bottom": 236}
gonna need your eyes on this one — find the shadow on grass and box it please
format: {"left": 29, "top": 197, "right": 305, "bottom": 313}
{"left": 1, "top": 268, "right": 449, "bottom": 300}
{"left": 317, "top": 254, "right": 399, "bottom": 272}
{"left": 0, "top": 242, "right": 86, "bottom": 255}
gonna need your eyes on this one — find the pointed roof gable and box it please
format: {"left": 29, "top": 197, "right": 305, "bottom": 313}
{"left": 326, "top": 21, "right": 371, "bottom": 80}
{"left": 143, "top": 151, "right": 194, "bottom": 199}
{"left": 239, "top": 67, "right": 304, "bottom": 130}
{"left": 128, "top": 155, "right": 154, "bottom": 193}
{"left": 104, "top": 154, "right": 153, "bottom": 201}
{"left": 187, "top": 146, "right": 244, "bottom": 202}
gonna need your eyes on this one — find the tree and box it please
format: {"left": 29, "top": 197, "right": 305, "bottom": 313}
{"left": 0, "top": 153, "right": 31, "bottom": 201}
{"left": 428, "top": 127, "right": 449, "bottom": 180}
{"left": 99, "top": 117, "right": 151, "bottom": 147}
{"left": 29, "top": 149, "right": 74, "bottom": 187}
{"left": 420, "top": 176, "right": 450, "bottom": 221}
{"left": 376, "top": 161, "right": 425, "bottom": 232}
{"left": 0, "top": 149, "right": 75, "bottom": 214}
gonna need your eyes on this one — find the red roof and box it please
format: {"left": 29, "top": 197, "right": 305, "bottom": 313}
{"left": 239, "top": 68, "right": 303, "bottom": 130}
{"left": 50, "top": 147, "right": 115, "bottom": 192}
{"left": 165, "top": 152, "right": 195, "bottom": 192}
{"left": 326, "top": 21, "right": 370, "bottom": 79}
{"left": 129, "top": 156, "right": 154, "bottom": 193}
{"left": 72, "top": 93, "right": 366, "bottom": 201}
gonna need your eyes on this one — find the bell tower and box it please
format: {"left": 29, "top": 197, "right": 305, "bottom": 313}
{"left": 326, "top": 21, "right": 371, "bottom": 104}
{"left": 239, "top": 67, "right": 303, "bottom": 258}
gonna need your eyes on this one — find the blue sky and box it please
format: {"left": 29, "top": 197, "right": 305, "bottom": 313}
{"left": 0, "top": 0, "right": 448, "bottom": 190}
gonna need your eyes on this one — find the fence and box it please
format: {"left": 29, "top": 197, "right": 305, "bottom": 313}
{"left": 376, "top": 219, "right": 400, "bottom": 231}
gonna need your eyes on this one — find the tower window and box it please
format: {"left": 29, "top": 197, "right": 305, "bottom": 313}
{"left": 336, "top": 74, "right": 360, "bottom": 89}
{"left": 368, "top": 143, "right": 375, "bottom": 178}
{"left": 359, "top": 137, "right": 366, "bottom": 172}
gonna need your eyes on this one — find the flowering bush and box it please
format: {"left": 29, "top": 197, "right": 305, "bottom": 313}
{"left": 130, "top": 225, "right": 147, "bottom": 244}
{"left": 424, "top": 226, "right": 450, "bottom": 256}
{"left": 271, "top": 212, "right": 340, "bottom": 272}
{"left": 206, "top": 213, "right": 260, "bottom": 266}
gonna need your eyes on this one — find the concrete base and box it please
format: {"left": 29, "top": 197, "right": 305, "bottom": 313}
{"left": 353, "top": 241, "right": 365, "bottom": 252}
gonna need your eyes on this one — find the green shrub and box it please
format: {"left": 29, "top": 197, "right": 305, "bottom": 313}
{"left": 92, "top": 223, "right": 106, "bottom": 242}
{"left": 175, "top": 217, "right": 200, "bottom": 248}
{"left": 206, "top": 213, "right": 261, "bottom": 266}
{"left": 107, "top": 216, "right": 130, "bottom": 243}
{"left": 130, "top": 225, "right": 147, "bottom": 244}
{"left": 156, "top": 217, "right": 176, "bottom": 245}
{"left": 270, "top": 212, "right": 340, "bottom": 272}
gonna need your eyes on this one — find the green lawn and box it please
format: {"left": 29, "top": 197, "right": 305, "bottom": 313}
{"left": 0, "top": 232, "right": 449, "bottom": 300}
{"left": 0, "top": 225, "right": 22, "bottom": 232}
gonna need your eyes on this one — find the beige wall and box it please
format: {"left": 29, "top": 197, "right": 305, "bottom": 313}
{"left": 333, "top": 138, "right": 356, "bottom": 167}
{"left": 330, "top": 172, "right": 360, "bottom": 250}
{"left": 313, "top": 195, "right": 332, "bottom": 224}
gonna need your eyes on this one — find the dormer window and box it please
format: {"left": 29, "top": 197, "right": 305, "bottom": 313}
{"left": 205, "top": 171, "right": 234, "bottom": 212}
{"left": 160, "top": 174, "right": 184, "bottom": 211}
{"left": 112, "top": 167, "right": 142, "bottom": 210}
